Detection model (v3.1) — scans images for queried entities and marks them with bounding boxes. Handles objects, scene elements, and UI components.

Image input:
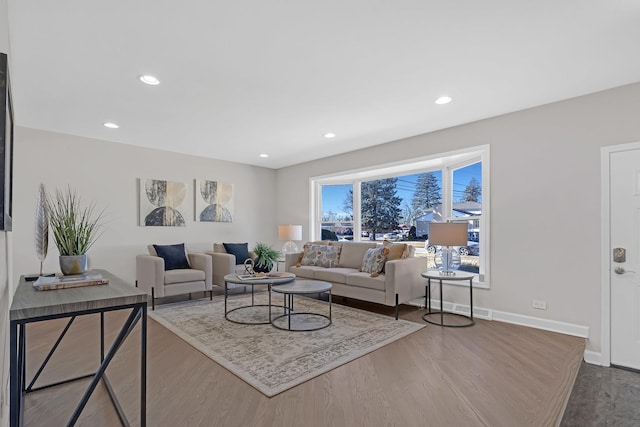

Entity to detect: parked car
[425,241,436,253]
[425,240,479,256]
[383,232,400,241]
[458,242,479,256]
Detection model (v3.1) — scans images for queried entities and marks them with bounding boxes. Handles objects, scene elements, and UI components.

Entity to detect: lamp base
[281,241,299,256]
[438,270,457,276]
[434,247,461,273]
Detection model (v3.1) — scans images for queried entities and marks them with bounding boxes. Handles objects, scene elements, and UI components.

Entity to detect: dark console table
[9,269,148,426]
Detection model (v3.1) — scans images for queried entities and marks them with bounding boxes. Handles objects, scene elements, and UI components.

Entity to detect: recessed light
[259,153,269,158]
[103,122,119,129]
[435,96,452,105]
[324,133,336,139]
[139,75,160,85]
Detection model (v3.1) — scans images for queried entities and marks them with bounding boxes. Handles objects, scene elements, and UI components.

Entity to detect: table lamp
[429,222,468,276]
[278,224,302,256]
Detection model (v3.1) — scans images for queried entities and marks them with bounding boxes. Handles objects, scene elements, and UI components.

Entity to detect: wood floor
[21,294,585,427]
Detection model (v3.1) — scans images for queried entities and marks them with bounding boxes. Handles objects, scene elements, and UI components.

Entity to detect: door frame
[600,141,640,367]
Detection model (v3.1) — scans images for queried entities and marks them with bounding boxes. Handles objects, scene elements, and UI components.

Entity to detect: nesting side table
[421,270,475,327]
[270,280,332,331]
[223,273,295,324]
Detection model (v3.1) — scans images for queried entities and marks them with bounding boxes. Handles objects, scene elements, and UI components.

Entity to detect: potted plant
[252,242,279,273]
[47,186,106,275]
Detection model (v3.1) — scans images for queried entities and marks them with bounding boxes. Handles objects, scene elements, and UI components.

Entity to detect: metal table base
[224,278,291,325]
[422,272,475,328]
[270,281,332,332]
[10,270,147,427]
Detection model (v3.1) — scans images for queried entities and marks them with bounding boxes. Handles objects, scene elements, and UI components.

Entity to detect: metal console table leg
[10,303,147,426]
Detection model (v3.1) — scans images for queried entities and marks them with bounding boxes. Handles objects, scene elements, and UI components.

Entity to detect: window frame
[311,145,490,287]
[446,158,486,283]
[319,183,355,240]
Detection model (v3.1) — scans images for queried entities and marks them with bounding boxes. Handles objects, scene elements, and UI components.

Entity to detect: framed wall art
[0,52,13,232]
[139,178,187,226]
[194,179,234,222]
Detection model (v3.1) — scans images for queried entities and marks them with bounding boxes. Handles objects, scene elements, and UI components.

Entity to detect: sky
[322,162,482,217]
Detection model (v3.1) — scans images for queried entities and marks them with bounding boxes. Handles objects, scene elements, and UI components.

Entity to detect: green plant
[253,242,279,271]
[47,186,106,256]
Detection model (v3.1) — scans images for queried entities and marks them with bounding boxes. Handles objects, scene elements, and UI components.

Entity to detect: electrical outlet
[532,300,547,310]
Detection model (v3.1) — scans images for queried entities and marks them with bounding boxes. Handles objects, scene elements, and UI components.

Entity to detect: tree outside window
[358,178,402,240]
[411,172,442,219]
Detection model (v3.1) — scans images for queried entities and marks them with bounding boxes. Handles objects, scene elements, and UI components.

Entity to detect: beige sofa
[285,241,425,319]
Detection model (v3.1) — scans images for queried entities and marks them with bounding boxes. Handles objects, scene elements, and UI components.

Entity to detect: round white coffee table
[223,273,295,324]
[270,279,332,331]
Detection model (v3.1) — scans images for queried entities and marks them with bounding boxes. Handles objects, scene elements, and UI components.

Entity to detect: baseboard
[583,350,603,366]
[406,297,589,339]
[492,310,589,338]
[408,298,493,320]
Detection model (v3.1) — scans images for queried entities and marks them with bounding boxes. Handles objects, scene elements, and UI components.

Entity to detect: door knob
[614,266,635,275]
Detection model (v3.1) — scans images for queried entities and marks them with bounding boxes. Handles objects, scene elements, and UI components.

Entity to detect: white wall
[12,128,278,286]
[0,0,10,423]
[276,82,640,355]
[0,124,275,425]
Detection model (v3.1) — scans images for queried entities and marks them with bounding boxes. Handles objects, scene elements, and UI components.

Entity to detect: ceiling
[6,1,640,169]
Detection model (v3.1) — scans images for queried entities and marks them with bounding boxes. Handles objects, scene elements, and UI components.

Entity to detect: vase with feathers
[34,183,49,276]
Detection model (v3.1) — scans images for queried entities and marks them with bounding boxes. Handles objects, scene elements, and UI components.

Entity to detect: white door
[610,149,640,369]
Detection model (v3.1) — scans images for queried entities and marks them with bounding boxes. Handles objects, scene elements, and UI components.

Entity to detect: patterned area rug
[148,292,424,397]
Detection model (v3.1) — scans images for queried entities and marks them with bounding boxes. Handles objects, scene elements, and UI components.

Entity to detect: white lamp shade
[429,222,467,246]
[278,225,302,241]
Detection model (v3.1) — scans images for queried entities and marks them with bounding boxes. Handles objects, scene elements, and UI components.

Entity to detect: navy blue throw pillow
[223,242,250,265]
[153,243,191,271]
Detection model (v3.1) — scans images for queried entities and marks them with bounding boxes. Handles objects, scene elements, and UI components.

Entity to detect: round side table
[421,270,475,327]
[270,279,332,331]
[223,273,295,324]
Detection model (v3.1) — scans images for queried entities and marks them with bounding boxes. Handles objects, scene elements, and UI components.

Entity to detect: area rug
[148,292,424,397]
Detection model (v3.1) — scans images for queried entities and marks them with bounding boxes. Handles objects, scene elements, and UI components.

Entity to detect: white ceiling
[6,1,640,169]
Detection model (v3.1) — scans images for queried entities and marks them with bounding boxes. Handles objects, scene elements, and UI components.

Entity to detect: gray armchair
[206,243,256,288]
[136,244,213,309]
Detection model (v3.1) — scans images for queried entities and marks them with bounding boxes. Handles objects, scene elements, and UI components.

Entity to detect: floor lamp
[278,225,302,256]
[429,222,468,276]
